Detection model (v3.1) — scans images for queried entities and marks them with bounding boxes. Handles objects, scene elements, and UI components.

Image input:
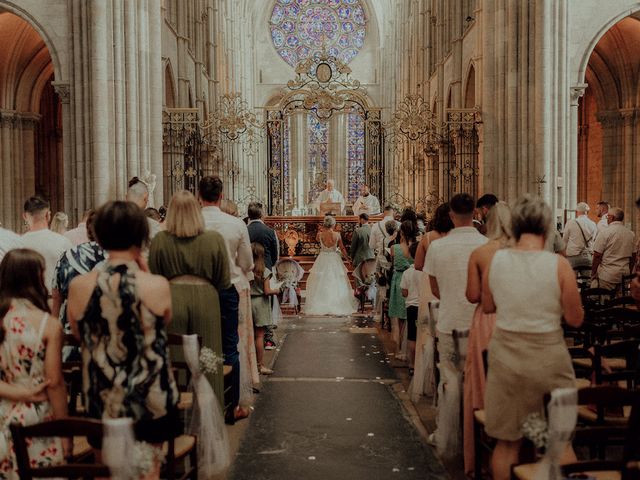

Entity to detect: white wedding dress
[304,233,358,316]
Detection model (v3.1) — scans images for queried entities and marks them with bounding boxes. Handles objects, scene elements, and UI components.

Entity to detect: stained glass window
[307,113,329,203]
[270,0,367,68]
[346,112,365,202]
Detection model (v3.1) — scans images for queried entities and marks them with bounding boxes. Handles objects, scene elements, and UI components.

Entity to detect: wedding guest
[352,184,381,216]
[221,199,240,217]
[0,249,69,476]
[563,202,596,268]
[482,195,583,480]
[424,193,487,457]
[127,177,161,240]
[388,220,417,357]
[149,191,232,410]
[474,194,499,234]
[414,203,454,271]
[400,242,421,371]
[64,210,91,246]
[145,207,162,223]
[463,201,512,476]
[250,242,281,375]
[51,210,106,357]
[21,196,73,292]
[68,201,180,458]
[370,205,396,258]
[591,207,634,290]
[370,205,397,322]
[247,202,278,353]
[595,200,610,234]
[247,202,279,270]
[350,213,374,268]
[0,226,23,263]
[199,176,253,423]
[50,212,69,235]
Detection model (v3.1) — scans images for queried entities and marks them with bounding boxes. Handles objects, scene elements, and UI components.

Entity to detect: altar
[264,215,383,257]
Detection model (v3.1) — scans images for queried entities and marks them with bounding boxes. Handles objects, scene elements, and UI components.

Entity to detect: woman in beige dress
[482,196,583,480]
[463,201,512,475]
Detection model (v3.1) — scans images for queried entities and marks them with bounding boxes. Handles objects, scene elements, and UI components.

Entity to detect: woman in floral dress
[0,249,68,478]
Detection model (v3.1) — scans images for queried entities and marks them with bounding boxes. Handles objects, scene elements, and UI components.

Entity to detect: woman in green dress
[388,220,417,358]
[149,190,230,404]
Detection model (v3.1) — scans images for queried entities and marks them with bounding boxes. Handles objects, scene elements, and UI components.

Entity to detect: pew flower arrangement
[200,347,224,375]
[521,412,549,450]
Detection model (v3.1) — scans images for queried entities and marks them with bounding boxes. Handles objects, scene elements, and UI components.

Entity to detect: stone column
[569,84,587,207]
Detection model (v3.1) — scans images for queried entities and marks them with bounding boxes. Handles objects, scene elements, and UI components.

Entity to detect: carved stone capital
[51,82,70,104]
[570,83,588,106]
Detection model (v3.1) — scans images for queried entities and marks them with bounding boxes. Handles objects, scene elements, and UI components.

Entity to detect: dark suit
[350,223,374,267]
[248,220,279,270]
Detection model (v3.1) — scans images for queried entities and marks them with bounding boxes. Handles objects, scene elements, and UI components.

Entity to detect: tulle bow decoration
[424,300,439,398]
[533,388,578,480]
[275,258,304,307]
[183,334,231,477]
[102,418,137,480]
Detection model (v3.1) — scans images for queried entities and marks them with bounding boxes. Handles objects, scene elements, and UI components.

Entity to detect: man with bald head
[591,207,635,290]
[315,179,345,214]
[563,202,596,268]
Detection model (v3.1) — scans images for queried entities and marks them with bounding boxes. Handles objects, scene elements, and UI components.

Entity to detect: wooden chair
[513,386,640,480]
[10,417,109,479]
[62,334,84,416]
[582,288,617,312]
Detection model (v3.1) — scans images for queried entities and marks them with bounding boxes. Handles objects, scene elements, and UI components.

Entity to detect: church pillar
[569,84,587,207]
[597,111,623,212]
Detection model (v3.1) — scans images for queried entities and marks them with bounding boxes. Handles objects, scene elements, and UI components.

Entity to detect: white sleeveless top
[488,249,562,333]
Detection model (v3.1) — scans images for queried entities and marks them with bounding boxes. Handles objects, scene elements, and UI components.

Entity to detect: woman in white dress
[304,216,358,316]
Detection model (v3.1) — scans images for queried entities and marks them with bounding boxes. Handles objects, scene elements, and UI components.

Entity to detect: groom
[350,213,374,268]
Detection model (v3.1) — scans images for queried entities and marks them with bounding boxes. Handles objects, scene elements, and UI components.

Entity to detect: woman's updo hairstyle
[323,215,336,229]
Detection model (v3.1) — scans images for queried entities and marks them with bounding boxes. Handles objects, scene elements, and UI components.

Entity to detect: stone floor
[227,315,449,480]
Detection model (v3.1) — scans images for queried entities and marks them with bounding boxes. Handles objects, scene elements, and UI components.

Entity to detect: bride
[304,215,358,316]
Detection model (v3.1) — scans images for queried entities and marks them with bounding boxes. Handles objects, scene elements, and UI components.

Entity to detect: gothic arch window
[464,64,476,108]
[270,0,367,68]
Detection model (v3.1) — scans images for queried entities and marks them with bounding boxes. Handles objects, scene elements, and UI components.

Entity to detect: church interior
[0,0,640,479]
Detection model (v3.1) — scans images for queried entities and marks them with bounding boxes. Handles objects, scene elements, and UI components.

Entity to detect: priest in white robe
[352,185,381,216]
[314,179,345,214]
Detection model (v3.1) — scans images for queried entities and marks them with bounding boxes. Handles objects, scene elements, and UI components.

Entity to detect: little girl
[250,243,280,375]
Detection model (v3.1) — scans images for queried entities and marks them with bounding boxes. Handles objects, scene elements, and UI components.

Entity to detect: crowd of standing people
[0,175,285,478]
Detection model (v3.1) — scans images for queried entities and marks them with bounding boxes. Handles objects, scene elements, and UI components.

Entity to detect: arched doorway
[577,12,640,223]
[0,10,62,230]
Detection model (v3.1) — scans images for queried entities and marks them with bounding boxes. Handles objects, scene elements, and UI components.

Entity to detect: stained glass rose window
[270,0,367,68]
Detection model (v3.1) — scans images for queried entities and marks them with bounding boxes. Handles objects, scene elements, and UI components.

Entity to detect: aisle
[228,316,448,480]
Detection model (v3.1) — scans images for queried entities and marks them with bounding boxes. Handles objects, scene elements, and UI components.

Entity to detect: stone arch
[577,11,640,227]
[0,1,62,79]
[575,4,640,86]
[463,63,476,108]
[0,9,62,229]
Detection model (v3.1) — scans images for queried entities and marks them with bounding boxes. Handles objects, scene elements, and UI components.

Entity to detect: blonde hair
[165,190,205,238]
[252,242,266,281]
[220,199,239,217]
[50,212,68,234]
[486,201,512,243]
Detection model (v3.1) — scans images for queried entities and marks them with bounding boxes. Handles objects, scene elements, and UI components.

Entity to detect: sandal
[234,406,251,421]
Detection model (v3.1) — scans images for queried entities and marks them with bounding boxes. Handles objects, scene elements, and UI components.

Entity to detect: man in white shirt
[21,196,73,292]
[591,207,635,290]
[314,179,345,214]
[199,175,254,421]
[424,193,488,455]
[563,202,597,268]
[0,226,24,263]
[595,201,610,235]
[352,185,381,216]
[64,209,91,246]
[126,177,161,240]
